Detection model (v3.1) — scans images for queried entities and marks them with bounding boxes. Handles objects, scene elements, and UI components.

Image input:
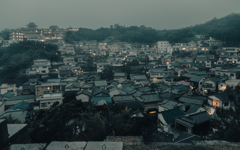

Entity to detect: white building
[29,59,51,75]
[157,41,171,52]
[208,94,230,110]
[35,92,63,110]
[63,57,76,66]
[97,62,110,73]
[148,68,170,83]
[64,44,75,55]
[215,68,239,79]
[0,83,17,96]
[195,35,205,39]
[2,40,18,47]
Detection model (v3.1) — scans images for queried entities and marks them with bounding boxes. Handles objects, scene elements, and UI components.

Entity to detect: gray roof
[140,93,162,103]
[179,96,204,106]
[210,92,229,102]
[94,88,109,96]
[66,82,81,88]
[46,141,87,150]
[131,75,147,80]
[189,76,204,82]
[85,142,123,150]
[112,95,135,103]
[9,144,47,150]
[158,99,179,110]
[95,80,107,87]
[182,74,195,78]
[114,73,126,77]
[173,130,201,143]
[180,103,202,114]
[158,84,170,89]
[175,111,211,128]
[137,87,151,93]
[9,95,35,101]
[132,91,142,97]
[7,124,27,138]
[161,108,186,124]
[77,90,92,97]
[208,77,220,83]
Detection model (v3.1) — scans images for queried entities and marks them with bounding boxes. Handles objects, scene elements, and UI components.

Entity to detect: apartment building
[157,41,171,52]
[0,83,17,96]
[35,79,67,96]
[26,59,51,75]
[9,23,65,42]
[35,92,63,110]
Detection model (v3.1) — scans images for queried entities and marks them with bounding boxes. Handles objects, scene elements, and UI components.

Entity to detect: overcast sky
[0,0,240,31]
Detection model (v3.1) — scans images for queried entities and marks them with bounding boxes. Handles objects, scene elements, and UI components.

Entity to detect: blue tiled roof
[47,79,61,83]
[161,108,185,124]
[194,72,207,75]
[93,88,109,96]
[10,101,30,110]
[91,96,111,105]
[122,87,135,94]
[3,92,15,98]
[149,68,167,73]
[177,85,190,91]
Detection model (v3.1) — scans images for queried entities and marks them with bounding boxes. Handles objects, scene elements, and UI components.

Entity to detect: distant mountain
[0,13,225,45]
[190,13,240,45]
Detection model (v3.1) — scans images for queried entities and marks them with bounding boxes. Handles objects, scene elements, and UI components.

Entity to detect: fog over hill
[64,13,240,45]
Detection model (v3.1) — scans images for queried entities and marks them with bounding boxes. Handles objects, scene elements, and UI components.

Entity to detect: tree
[0,28,10,40]
[63,91,77,104]
[29,100,158,143]
[0,41,61,85]
[2,115,22,124]
[211,93,240,142]
[99,67,114,81]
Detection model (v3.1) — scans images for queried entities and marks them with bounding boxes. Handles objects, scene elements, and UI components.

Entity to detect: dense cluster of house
[0,23,239,148]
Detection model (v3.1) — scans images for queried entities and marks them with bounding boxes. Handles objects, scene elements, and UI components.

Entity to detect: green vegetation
[0,28,10,40]
[211,90,240,142]
[2,115,22,124]
[65,27,111,43]
[29,100,156,143]
[99,66,114,81]
[0,41,61,85]
[64,13,240,45]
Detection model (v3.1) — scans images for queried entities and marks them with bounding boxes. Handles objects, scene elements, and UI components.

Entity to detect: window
[223,102,229,106]
[212,99,220,107]
[41,103,47,107]
[53,86,60,90]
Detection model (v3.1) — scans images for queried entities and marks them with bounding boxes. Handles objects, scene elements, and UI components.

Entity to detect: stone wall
[106,136,144,146]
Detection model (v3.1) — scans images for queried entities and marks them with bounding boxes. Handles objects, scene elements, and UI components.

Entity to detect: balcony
[203,84,214,89]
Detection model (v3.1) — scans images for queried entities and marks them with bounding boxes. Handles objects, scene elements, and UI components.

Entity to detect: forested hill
[0,41,61,85]
[64,13,240,45]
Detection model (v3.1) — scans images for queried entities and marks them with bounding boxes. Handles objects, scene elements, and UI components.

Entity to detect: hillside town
[0,22,240,150]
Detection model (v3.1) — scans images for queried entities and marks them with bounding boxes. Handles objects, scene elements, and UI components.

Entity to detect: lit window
[149,111,156,114]
[212,99,220,107]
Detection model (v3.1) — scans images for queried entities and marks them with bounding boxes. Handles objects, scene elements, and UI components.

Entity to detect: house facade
[35,92,63,110]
